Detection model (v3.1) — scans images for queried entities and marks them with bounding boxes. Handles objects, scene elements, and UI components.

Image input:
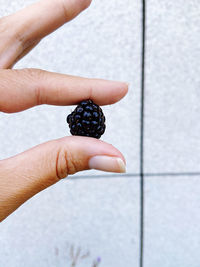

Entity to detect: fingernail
[89,156,126,173]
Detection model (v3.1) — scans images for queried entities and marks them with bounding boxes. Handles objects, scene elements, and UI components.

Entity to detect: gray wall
[0,0,200,266]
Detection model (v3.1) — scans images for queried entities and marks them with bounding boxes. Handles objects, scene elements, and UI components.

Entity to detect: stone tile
[144,0,200,173]
[0,176,140,267]
[144,175,200,267]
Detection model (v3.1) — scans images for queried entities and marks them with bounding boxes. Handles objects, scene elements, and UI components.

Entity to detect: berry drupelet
[67,100,106,139]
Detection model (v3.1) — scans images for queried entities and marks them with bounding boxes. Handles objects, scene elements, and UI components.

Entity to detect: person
[0,0,128,222]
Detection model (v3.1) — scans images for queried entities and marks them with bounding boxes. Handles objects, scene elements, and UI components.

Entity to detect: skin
[0,0,128,222]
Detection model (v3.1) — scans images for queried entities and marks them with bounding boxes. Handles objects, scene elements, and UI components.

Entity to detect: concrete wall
[0,0,199,266]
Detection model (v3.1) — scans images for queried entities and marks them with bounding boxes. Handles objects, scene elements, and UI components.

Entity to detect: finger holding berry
[0,0,128,222]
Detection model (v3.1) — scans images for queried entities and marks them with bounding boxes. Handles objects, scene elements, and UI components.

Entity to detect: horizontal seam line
[68,172,200,180]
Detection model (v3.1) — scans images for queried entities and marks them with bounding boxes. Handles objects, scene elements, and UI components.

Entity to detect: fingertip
[88,156,126,173]
[63,136,126,174]
[112,81,129,104]
[66,0,92,15]
[89,79,129,106]
[59,136,125,160]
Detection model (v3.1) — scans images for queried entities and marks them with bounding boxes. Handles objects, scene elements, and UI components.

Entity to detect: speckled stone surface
[144,176,200,267]
[144,0,200,173]
[0,177,140,267]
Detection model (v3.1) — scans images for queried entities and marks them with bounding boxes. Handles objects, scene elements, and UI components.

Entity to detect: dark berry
[85,105,93,112]
[76,107,84,113]
[66,114,71,124]
[67,100,106,139]
[83,111,92,119]
[93,111,99,119]
[74,114,81,122]
[91,120,98,128]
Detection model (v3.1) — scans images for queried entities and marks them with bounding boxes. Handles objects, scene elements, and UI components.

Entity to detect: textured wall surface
[0,0,200,266]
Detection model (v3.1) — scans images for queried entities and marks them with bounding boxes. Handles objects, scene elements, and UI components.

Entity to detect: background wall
[0,0,199,266]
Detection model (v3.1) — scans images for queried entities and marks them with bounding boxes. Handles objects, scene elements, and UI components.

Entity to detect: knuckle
[19,68,43,78]
[19,68,46,105]
[13,29,37,52]
[55,147,77,179]
[12,68,44,83]
[14,31,26,50]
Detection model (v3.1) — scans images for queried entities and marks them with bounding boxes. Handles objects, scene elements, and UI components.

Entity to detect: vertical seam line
[140,0,146,266]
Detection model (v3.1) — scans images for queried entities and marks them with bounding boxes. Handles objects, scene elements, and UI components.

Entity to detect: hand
[0,0,128,222]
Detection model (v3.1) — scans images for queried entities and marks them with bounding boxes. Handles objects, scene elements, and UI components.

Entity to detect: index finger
[0,0,92,68]
[0,69,128,113]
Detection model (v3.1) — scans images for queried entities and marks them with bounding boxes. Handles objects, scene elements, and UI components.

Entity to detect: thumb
[0,136,126,221]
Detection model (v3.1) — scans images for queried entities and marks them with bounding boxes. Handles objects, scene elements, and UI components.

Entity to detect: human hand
[0,0,128,222]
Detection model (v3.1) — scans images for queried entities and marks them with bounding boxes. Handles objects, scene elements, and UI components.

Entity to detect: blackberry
[67,100,106,139]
